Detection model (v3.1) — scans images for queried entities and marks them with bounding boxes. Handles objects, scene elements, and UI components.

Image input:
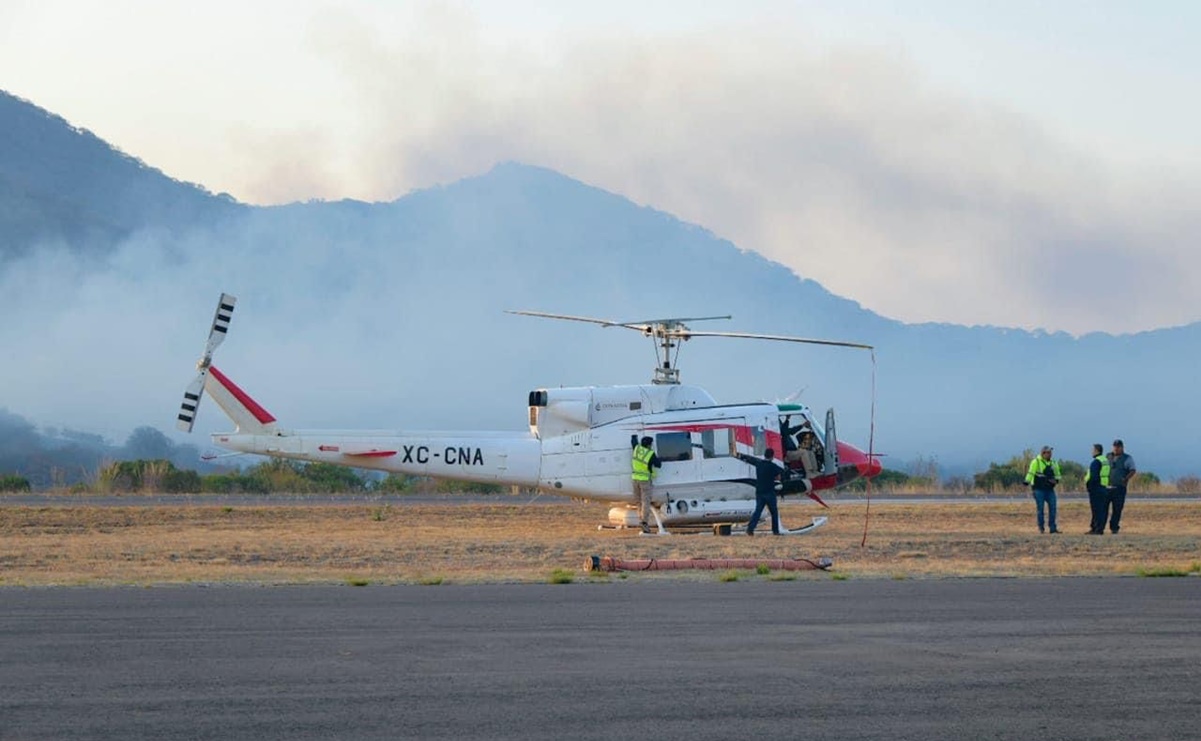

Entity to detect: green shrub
[0,474,31,492]
[162,468,202,493]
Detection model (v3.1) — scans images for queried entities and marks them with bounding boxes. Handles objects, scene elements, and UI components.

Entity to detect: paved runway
[2,579,1199,740]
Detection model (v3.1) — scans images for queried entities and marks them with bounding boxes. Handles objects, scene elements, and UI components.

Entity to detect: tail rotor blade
[176,370,208,432]
[179,292,238,433]
[204,293,237,357]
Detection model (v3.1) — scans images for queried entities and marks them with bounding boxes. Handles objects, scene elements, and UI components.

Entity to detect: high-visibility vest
[1084,455,1111,487]
[1025,456,1061,485]
[632,445,654,481]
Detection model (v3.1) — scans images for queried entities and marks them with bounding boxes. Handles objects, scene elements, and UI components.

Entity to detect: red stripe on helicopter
[208,366,277,424]
[343,450,397,458]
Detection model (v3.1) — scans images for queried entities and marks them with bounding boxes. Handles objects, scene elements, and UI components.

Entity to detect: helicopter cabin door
[648,430,699,491]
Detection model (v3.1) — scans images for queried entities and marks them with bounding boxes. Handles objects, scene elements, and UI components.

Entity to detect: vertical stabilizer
[205,365,279,434]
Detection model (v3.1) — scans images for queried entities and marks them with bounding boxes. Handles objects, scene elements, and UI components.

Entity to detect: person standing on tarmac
[1025,445,1062,534]
[1084,443,1110,534]
[631,435,662,534]
[737,448,785,536]
[1105,439,1137,534]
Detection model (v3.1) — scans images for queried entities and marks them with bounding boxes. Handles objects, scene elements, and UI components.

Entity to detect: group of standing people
[1026,440,1136,535]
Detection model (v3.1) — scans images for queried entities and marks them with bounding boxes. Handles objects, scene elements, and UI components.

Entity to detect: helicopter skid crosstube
[604,502,828,536]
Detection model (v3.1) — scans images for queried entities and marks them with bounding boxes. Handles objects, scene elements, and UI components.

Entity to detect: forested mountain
[0,90,242,258]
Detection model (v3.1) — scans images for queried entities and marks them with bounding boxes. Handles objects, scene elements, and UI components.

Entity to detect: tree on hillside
[123,426,172,460]
[973,450,1033,491]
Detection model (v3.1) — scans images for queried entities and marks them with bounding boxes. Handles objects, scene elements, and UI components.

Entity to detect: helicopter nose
[837,442,882,480]
[862,453,883,479]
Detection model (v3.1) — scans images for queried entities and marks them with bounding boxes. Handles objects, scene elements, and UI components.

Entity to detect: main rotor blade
[680,330,873,350]
[506,310,732,331]
[505,310,638,330]
[176,370,208,432]
[204,293,237,357]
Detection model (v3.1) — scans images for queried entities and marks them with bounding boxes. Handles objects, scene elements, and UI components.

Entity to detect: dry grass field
[2,498,1199,586]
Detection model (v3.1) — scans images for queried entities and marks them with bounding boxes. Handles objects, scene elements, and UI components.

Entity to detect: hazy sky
[3,0,1198,334]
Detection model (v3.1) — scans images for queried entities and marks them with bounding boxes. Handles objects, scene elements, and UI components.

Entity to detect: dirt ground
[1,498,1199,585]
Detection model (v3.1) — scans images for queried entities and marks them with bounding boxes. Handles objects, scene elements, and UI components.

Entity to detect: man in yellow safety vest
[1025,445,1062,534]
[1083,443,1111,535]
[631,435,662,534]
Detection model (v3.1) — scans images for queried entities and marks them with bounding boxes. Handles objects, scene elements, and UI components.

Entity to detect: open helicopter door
[823,408,839,476]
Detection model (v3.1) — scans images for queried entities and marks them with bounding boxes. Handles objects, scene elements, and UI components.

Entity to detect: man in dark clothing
[779,416,806,460]
[1084,443,1110,534]
[737,448,784,536]
[1106,439,1136,534]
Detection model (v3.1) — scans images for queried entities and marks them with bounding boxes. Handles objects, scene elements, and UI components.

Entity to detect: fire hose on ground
[584,555,833,572]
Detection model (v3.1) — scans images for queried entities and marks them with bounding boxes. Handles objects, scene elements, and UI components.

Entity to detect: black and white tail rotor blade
[176,293,237,433]
[205,293,237,357]
[177,371,207,432]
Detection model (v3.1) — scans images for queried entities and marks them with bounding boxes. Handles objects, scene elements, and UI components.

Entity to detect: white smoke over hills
[2,91,1198,482]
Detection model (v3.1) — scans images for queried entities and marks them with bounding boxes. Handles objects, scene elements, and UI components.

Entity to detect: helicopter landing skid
[736,515,829,536]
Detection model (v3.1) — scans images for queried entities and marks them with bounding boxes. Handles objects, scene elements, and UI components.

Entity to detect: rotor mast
[641,318,731,384]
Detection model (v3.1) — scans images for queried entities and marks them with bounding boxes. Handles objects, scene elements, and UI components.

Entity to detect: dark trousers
[1087,486,1107,533]
[1107,486,1128,533]
[748,492,780,535]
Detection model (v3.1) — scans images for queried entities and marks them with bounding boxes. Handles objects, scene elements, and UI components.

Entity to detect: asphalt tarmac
[2,579,1199,741]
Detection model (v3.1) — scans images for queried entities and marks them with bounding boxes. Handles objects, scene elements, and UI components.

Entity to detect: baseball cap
[1113,439,1124,446]
[1040,445,1053,453]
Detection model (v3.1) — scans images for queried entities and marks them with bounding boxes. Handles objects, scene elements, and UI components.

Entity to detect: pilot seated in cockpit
[780,416,807,465]
[795,431,823,477]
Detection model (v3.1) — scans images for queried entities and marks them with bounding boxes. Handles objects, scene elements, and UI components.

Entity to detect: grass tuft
[346,577,369,586]
[718,570,740,582]
[755,564,771,575]
[549,568,574,584]
[418,576,444,586]
[831,572,849,581]
[1136,566,1191,578]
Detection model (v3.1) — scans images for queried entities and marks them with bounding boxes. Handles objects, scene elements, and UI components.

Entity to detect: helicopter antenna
[505,310,873,384]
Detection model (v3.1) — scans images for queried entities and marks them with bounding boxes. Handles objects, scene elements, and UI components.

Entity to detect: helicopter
[177,296,881,535]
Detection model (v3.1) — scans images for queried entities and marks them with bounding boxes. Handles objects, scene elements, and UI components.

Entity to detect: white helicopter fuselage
[204,372,837,525]
[181,296,879,532]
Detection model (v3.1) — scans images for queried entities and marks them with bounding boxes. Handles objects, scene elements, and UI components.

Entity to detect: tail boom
[211,430,542,485]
